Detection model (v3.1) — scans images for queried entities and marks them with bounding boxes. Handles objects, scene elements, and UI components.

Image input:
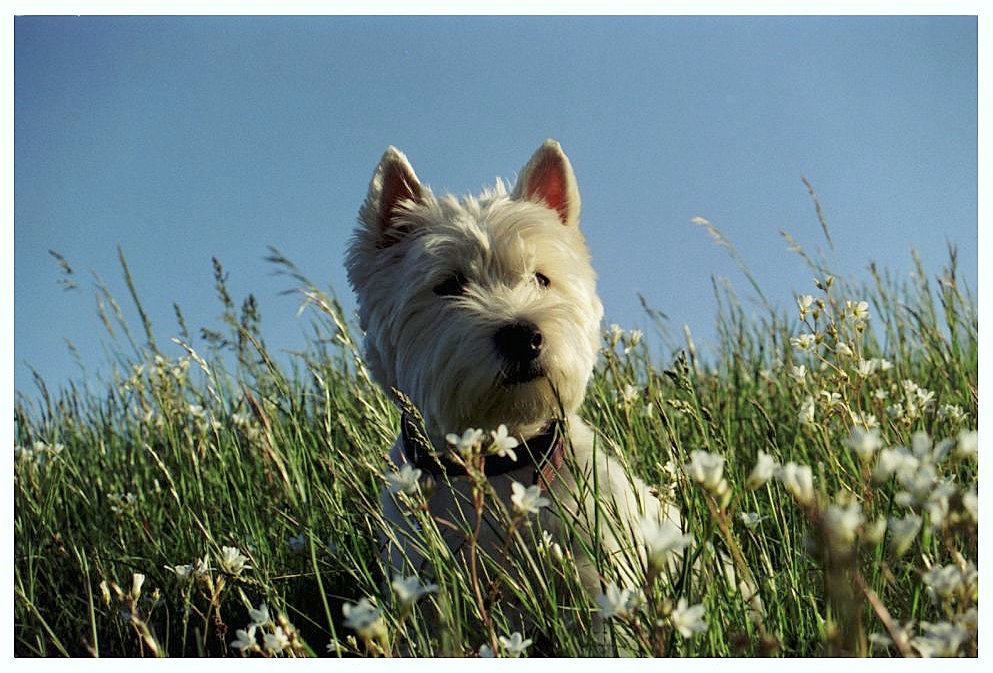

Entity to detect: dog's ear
[513,139,581,227]
[360,146,424,246]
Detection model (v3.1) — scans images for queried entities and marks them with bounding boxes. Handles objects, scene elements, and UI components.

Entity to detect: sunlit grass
[14,227,977,657]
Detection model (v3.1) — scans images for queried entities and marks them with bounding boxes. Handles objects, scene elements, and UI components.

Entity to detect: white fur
[347,140,679,598]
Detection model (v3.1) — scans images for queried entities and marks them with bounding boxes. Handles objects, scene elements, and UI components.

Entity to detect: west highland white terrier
[347,140,684,623]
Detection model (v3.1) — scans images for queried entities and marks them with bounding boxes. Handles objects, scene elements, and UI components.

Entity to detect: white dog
[346,140,682,609]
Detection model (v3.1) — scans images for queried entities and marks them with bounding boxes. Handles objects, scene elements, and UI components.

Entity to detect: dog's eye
[535,272,551,288]
[433,272,468,297]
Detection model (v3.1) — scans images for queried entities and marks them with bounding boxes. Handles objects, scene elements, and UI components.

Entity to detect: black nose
[494,321,543,363]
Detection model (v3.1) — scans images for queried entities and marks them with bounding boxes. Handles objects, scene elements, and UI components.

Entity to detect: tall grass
[14,230,977,657]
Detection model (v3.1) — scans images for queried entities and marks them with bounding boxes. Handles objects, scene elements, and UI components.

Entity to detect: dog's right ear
[360,146,424,246]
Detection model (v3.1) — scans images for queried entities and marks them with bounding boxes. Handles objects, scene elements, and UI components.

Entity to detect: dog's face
[346,141,603,439]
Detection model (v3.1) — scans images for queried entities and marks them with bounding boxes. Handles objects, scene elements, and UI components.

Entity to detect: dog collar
[400,413,565,490]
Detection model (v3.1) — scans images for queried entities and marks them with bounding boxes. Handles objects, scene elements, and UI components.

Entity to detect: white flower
[887,514,921,557]
[738,512,765,529]
[510,482,550,516]
[263,626,290,655]
[844,427,883,461]
[835,342,853,358]
[912,621,968,657]
[172,563,194,583]
[488,425,519,462]
[684,450,726,495]
[130,573,146,600]
[823,501,864,546]
[230,625,257,654]
[790,333,816,351]
[789,364,808,383]
[796,294,815,317]
[855,359,876,378]
[873,446,919,482]
[798,396,816,425]
[342,597,383,635]
[637,517,692,570]
[746,451,777,490]
[777,462,815,506]
[249,601,271,627]
[478,644,495,657]
[669,598,707,638]
[819,390,843,408]
[620,384,640,405]
[391,574,438,607]
[922,564,965,603]
[217,546,251,576]
[596,583,636,620]
[846,300,870,322]
[956,430,977,458]
[386,463,422,495]
[539,529,564,562]
[446,428,484,455]
[498,632,533,657]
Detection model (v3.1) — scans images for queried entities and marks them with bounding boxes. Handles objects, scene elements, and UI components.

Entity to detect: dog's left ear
[513,139,581,227]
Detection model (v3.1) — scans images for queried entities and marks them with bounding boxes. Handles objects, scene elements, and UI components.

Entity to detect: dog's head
[346,140,603,440]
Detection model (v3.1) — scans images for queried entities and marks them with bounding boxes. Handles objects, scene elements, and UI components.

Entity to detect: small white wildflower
[912,621,968,658]
[789,364,807,383]
[172,563,193,583]
[478,644,495,658]
[249,601,271,627]
[684,450,727,495]
[777,462,815,506]
[873,446,919,483]
[620,383,640,405]
[386,463,422,495]
[539,530,564,562]
[937,404,966,423]
[872,388,889,401]
[887,514,921,557]
[819,390,843,408]
[798,396,816,425]
[596,583,636,620]
[845,427,883,462]
[217,546,251,576]
[446,428,484,455]
[797,294,815,318]
[823,501,864,546]
[962,486,978,523]
[391,574,438,607]
[790,333,816,351]
[835,342,853,358]
[738,512,765,529]
[956,430,977,458]
[263,626,290,655]
[130,573,146,600]
[488,425,519,462]
[746,451,777,490]
[875,358,893,372]
[230,625,257,655]
[342,597,383,636]
[855,359,876,378]
[498,632,533,657]
[607,323,624,347]
[846,300,870,322]
[638,517,692,571]
[669,598,707,638]
[510,482,550,516]
[922,564,965,603]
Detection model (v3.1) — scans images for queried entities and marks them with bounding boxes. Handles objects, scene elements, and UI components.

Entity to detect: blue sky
[13,14,978,399]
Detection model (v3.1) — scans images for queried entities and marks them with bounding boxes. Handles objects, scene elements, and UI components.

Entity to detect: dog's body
[347,140,679,600]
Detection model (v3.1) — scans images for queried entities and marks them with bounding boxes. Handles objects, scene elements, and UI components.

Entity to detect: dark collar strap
[401,413,565,490]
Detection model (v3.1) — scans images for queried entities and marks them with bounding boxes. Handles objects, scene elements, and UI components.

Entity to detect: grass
[14,228,977,657]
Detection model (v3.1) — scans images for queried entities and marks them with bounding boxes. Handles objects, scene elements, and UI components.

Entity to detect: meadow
[14,223,977,657]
